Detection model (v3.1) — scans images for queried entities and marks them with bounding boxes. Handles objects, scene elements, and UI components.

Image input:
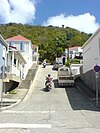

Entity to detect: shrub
[9,89,17,94]
[65,59,81,66]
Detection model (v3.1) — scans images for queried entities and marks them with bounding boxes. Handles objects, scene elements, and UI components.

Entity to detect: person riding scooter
[45,74,53,91]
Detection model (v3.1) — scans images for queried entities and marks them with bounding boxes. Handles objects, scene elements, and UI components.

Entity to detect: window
[60,68,68,71]
[9,42,14,46]
[9,42,14,50]
[14,59,16,65]
[20,42,25,51]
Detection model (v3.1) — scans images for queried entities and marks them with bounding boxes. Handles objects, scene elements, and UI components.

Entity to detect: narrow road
[0,65,100,133]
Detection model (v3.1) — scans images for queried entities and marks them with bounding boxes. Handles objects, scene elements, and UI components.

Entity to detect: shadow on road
[53,79,59,88]
[53,79,65,88]
[41,88,50,92]
[53,79,72,89]
[65,87,100,112]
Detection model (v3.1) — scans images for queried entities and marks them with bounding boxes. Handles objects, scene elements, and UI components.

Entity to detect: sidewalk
[3,88,28,102]
[0,63,38,110]
[0,89,28,110]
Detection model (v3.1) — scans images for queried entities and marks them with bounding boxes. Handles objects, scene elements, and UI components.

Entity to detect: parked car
[53,62,63,70]
[57,66,75,86]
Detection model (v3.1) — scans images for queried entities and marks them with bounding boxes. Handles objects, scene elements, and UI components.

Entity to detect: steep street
[0,65,100,133]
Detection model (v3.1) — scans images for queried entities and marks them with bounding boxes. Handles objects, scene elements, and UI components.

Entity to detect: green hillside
[0,23,91,62]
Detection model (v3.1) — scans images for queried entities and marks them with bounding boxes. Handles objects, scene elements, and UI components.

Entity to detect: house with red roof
[4,45,26,92]
[0,34,28,94]
[65,46,83,59]
[82,27,100,94]
[6,35,33,79]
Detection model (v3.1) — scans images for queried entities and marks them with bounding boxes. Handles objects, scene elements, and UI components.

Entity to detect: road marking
[0,123,51,128]
[2,110,55,114]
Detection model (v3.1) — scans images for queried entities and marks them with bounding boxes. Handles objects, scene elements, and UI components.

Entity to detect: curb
[0,64,39,111]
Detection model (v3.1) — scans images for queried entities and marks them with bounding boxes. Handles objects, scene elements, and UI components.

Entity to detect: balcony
[4,64,21,83]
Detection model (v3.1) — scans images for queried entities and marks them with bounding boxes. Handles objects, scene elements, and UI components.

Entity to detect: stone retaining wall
[80,67,100,94]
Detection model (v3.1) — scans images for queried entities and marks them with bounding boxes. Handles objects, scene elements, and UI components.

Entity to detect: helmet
[48,74,51,77]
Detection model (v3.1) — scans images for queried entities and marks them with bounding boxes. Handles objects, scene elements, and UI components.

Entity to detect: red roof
[32,45,38,48]
[6,35,30,41]
[69,46,80,50]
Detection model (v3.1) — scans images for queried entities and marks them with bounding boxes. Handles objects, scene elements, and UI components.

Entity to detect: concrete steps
[18,63,38,89]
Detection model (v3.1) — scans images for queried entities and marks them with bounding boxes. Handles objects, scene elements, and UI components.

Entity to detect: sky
[0,0,100,34]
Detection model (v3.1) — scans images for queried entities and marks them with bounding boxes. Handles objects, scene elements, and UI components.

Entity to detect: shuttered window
[9,42,14,46]
[20,42,25,51]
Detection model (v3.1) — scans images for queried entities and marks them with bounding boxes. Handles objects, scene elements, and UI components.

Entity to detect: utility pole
[94,65,100,107]
[66,32,71,60]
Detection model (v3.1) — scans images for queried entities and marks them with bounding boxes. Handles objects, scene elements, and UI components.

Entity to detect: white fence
[6,64,20,77]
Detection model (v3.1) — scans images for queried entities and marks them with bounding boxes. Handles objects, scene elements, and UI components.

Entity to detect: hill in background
[0,23,91,62]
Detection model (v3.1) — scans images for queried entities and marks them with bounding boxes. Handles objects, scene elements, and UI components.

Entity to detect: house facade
[4,45,26,92]
[32,45,39,63]
[0,35,8,96]
[6,46,26,80]
[0,35,7,69]
[65,46,83,59]
[81,27,100,93]
[6,35,33,78]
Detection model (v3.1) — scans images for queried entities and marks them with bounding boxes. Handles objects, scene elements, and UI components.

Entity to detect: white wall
[0,37,7,97]
[19,42,33,78]
[83,31,100,73]
[70,64,83,75]
[77,47,83,52]
[7,41,33,78]
[0,41,7,77]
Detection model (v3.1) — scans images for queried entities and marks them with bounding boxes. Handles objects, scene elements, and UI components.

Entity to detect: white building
[0,35,8,96]
[82,27,100,73]
[4,45,26,92]
[65,46,83,59]
[32,45,39,63]
[6,46,26,81]
[6,35,33,78]
[82,27,100,92]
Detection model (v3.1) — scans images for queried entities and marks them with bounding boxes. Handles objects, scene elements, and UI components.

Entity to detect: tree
[0,23,90,63]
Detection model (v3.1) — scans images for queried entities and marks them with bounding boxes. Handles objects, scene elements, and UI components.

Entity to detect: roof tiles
[6,35,30,41]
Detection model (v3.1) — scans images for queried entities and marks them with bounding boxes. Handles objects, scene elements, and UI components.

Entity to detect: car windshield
[60,68,69,71]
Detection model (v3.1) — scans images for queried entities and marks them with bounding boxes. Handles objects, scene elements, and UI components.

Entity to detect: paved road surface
[0,65,100,133]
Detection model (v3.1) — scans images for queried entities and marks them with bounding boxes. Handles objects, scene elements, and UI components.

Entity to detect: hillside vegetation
[0,23,92,62]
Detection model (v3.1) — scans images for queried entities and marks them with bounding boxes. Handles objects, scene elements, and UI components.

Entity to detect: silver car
[53,62,63,70]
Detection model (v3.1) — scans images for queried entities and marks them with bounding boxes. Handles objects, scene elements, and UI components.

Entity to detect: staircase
[18,63,38,89]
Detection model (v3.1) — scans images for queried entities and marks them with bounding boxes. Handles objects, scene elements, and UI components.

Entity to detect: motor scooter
[45,81,51,91]
[43,62,46,68]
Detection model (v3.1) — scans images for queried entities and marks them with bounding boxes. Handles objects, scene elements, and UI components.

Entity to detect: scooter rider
[45,74,53,88]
